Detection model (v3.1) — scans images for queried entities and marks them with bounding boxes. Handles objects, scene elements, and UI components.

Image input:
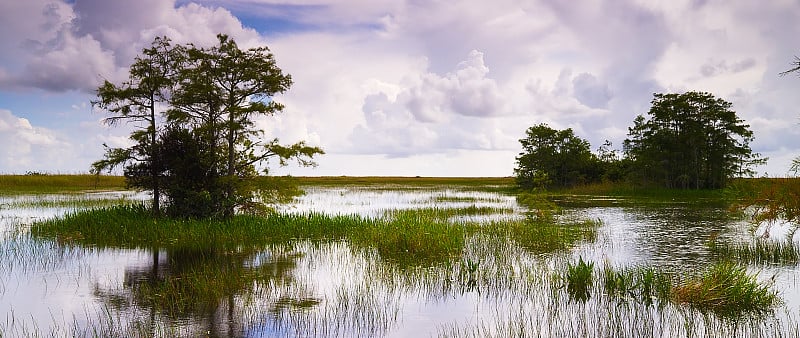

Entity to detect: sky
[0,0,799,177]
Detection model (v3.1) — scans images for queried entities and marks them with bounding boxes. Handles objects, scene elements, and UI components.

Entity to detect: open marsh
[2,182,800,337]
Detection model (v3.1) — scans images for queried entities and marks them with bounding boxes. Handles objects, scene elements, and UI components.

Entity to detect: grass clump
[673,261,780,319]
[557,258,777,319]
[563,257,594,301]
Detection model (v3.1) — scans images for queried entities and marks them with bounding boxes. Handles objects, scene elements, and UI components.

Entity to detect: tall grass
[709,239,800,265]
[554,258,778,319]
[673,261,780,319]
[602,265,672,306]
[30,199,597,270]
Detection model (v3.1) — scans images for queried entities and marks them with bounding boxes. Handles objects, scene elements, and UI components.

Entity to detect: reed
[709,239,800,265]
[673,261,780,319]
[602,264,672,305]
[563,257,594,301]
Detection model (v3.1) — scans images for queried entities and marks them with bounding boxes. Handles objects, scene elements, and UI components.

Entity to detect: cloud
[348,50,518,156]
[0,109,68,172]
[572,73,613,109]
[0,0,263,93]
[1,0,799,176]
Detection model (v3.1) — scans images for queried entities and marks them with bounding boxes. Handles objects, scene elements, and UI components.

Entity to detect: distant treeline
[515,91,765,190]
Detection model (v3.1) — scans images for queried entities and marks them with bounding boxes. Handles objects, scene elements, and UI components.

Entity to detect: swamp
[1,176,800,337]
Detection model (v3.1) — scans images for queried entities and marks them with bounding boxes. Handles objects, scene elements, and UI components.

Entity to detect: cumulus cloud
[1,0,799,176]
[0,109,67,172]
[348,50,517,156]
[0,0,263,93]
[572,73,613,109]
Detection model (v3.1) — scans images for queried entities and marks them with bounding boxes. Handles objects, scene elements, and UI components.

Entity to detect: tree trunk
[150,101,161,216]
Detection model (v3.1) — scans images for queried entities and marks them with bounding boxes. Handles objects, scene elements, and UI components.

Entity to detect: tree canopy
[515,124,600,189]
[623,91,763,189]
[93,35,323,218]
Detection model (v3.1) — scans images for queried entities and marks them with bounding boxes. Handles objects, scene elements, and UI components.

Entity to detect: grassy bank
[0,174,126,194]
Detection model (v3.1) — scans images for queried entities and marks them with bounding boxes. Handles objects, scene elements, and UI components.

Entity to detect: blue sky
[0,0,799,176]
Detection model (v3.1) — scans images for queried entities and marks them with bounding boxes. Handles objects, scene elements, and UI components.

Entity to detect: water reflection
[91,246,307,337]
[572,202,747,272]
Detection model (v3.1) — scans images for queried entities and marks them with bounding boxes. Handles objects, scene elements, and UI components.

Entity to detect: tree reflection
[92,245,314,337]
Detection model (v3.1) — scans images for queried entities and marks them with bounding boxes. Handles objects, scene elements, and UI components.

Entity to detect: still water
[0,187,798,337]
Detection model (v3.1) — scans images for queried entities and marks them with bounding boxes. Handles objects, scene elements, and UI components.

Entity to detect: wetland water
[1,187,799,337]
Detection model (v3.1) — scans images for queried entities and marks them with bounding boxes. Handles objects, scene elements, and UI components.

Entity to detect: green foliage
[729,178,800,227]
[157,126,224,218]
[673,261,780,319]
[92,37,183,215]
[602,265,672,306]
[624,92,764,189]
[562,257,594,301]
[515,124,601,190]
[91,34,323,219]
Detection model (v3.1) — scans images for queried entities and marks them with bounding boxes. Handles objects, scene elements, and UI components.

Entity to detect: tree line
[92,35,323,219]
[515,91,765,190]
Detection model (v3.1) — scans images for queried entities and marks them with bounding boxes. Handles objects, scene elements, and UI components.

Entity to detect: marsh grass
[294,176,516,194]
[602,265,672,306]
[31,198,597,269]
[1,193,138,209]
[553,258,777,320]
[563,257,594,301]
[0,174,125,194]
[673,261,780,319]
[709,239,800,265]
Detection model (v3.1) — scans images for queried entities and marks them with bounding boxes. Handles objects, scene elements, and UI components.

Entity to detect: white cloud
[0,0,799,176]
[0,0,264,93]
[0,109,69,173]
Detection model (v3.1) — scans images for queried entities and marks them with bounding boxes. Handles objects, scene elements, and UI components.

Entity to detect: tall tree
[515,124,599,189]
[91,37,184,216]
[168,34,323,217]
[623,91,764,189]
[93,35,323,219]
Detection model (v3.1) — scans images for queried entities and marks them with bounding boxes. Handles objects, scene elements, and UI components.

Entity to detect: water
[1,187,798,337]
